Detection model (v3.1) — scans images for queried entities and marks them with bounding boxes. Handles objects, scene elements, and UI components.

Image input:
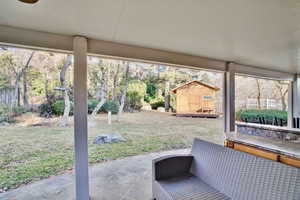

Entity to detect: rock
[0,122,9,126]
[141,105,152,111]
[93,133,126,145]
[157,107,165,112]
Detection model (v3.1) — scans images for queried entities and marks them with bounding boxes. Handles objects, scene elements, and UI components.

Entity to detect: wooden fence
[0,88,15,106]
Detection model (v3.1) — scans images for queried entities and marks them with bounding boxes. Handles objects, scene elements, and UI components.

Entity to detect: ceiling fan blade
[18,0,39,4]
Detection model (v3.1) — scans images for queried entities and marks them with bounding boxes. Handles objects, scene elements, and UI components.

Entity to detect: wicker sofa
[152,138,300,200]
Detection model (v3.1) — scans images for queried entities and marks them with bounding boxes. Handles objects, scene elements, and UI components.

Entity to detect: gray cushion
[157,173,231,200]
[190,139,300,200]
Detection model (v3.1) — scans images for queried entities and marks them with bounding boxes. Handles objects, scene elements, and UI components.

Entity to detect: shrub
[0,105,27,123]
[102,100,119,114]
[88,99,119,114]
[126,91,143,111]
[88,99,99,114]
[150,100,165,110]
[125,80,147,111]
[39,103,53,118]
[11,106,27,116]
[236,109,287,125]
[52,100,74,116]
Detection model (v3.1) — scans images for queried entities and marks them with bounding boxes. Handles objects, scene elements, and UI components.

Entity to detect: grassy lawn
[0,111,223,191]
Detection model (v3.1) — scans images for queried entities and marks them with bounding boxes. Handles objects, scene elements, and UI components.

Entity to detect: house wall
[176,83,216,114]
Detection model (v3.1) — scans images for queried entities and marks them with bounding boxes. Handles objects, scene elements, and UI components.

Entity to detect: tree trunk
[281,96,287,111]
[59,54,72,127]
[23,71,29,107]
[13,78,20,107]
[255,79,262,109]
[108,111,112,125]
[275,81,288,111]
[112,64,120,101]
[164,81,170,112]
[44,78,50,103]
[92,61,108,117]
[12,51,35,107]
[117,62,130,122]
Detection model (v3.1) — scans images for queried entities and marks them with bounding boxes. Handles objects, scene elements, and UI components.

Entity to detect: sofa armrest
[152,154,193,180]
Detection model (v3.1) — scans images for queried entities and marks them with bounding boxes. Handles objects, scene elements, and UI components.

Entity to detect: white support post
[223,64,236,136]
[293,75,300,118]
[73,36,89,200]
[288,81,294,128]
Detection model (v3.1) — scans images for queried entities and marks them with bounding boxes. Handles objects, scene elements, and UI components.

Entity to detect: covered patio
[0,0,300,200]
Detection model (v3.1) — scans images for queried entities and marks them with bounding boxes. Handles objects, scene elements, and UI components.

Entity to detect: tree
[275,81,288,111]
[117,61,130,121]
[0,51,36,107]
[91,60,108,117]
[112,63,120,101]
[58,55,72,127]
[164,81,170,111]
[255,79,262,109]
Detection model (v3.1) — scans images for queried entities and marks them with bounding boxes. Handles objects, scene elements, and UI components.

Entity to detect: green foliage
[52,100,74,116]
[0,104,10,123]
[236,109,287,125]
[39,103,53,118]
[0,105,28,123]
[150,100,165,110]
[102,100,119,114]
[88,99,99,114]
[11,106,28,116]
[145,82,157,102]
[88,99,119,114]
[126,80,147,111]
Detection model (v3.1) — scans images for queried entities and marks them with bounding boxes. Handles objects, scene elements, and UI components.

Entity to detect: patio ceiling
[0,0,300,73]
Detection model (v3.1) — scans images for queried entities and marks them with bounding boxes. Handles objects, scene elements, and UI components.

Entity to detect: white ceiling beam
[0,25,297,79]
[0,25,73,53]
[229,62,295,81]
[88,39,227,71]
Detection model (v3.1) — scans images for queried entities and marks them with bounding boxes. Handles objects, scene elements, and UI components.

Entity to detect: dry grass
[0,111,223,191]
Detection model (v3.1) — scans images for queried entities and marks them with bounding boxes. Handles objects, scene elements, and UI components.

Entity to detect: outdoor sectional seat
[152,138,300,200]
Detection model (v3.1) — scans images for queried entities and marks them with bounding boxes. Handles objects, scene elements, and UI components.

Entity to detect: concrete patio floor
[0,149,189,200]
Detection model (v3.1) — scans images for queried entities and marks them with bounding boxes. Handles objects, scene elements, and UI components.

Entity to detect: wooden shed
[171,80,220,117]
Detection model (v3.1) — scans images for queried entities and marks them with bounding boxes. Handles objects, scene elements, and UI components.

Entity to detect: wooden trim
[279,155,300,168]
[233,143,279,161]
[225,140,300,168]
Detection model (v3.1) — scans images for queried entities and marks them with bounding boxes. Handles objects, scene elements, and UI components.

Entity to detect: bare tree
[58,55,72,127]
[12,51,35,107]
[92,60,108,117]
[117,61,130,122]
[275,81,288,111]
[23,71,29,107]
[255,79,262,109]
[112,63,120,101]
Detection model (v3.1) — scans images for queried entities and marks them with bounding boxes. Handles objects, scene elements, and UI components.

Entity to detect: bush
[236,109,287,125]
[88,99,119,114]
[11,106,27,116]
[52,100,74,116]
[39,103,53,118]
[125,80,147,111]
[88,99,99,114]
[0,105,27,123]
[0,105,10,123]
[102,100,119,114]
[150,100,165,110]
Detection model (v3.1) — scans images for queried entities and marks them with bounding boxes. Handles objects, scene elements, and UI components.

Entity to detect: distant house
[171,80,219,117]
